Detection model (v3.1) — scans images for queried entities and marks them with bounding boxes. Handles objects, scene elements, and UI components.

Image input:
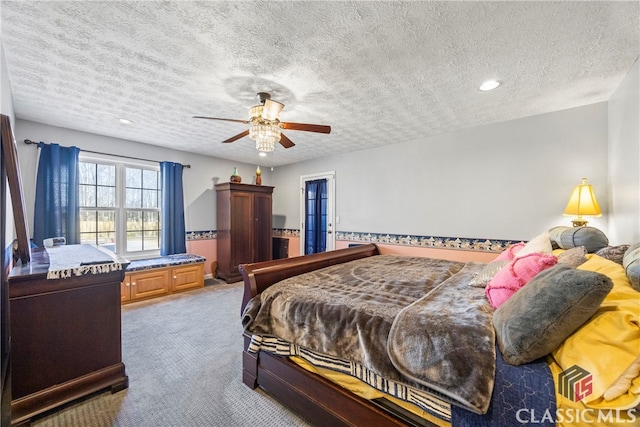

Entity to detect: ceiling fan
[193,92,331,152]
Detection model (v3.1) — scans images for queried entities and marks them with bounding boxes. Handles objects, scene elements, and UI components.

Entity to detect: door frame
[299,171,335,255]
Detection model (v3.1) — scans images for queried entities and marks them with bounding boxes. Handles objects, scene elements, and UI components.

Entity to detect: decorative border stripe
[335,231,520,253]
[186,230,217,240]
[273,228,301,237]
[248,334,452,421]
[188,229,521,253]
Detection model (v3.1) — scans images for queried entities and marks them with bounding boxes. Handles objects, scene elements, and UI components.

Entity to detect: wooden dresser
[216,183,273,283]
[8,246,128,426]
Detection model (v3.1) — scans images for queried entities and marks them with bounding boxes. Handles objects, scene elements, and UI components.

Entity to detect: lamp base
[571,219,588,227]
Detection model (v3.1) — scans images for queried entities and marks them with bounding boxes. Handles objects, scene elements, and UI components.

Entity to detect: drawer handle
[173,276,177,280]
[132,282,136,286]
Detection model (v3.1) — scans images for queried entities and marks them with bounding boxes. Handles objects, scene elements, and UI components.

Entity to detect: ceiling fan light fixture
[194,91,329,151]
[262,99,284,121]
[250,123,280,152]
[249,105,263,118]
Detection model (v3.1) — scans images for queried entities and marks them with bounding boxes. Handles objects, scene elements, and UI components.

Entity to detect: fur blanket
[242,255,495,414]
[388,262,495,413]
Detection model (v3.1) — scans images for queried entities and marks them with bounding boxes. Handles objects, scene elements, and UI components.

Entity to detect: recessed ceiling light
[119,118,133,125]
[258,152,267,157]
[479,80,500,91]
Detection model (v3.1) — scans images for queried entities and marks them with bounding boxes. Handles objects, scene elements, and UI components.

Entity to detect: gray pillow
[596,244,630,265]
[557,246,587,268]
[548,226,609,253]
[623,243,640,292]
[494,263,613,365]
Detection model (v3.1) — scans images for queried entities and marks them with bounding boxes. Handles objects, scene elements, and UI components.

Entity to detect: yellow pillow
[550,254,640,409]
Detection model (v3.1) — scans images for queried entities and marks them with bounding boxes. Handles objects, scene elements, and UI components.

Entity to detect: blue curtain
[304,179,327,255]
[160,162,186,255]
[33,142,80,246]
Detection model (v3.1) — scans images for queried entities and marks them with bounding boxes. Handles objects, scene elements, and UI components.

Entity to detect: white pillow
[516,232,552,257]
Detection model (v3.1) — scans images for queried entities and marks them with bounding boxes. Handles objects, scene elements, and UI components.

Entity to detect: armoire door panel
[230,192,253,268]
[253,193,273,262]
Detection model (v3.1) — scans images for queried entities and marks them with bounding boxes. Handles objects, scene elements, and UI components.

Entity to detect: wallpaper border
[334,231,520,253]
[186,230,217,240]
[186,229,521,253]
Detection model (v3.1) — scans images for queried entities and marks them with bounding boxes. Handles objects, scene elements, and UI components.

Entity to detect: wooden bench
[121,254,206,304]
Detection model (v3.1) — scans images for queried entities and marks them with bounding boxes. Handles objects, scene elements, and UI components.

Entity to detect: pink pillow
[485,252,558,309]
[494,243,525,262]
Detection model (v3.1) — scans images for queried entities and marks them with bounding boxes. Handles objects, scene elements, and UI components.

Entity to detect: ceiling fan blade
[280,122,331,134]
[279,133,295,148]
[193,116,250,125]
[223,130,250,143]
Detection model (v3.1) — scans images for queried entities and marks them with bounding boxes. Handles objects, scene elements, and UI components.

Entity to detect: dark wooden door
[253,192,273,262]
[230,191,253,270]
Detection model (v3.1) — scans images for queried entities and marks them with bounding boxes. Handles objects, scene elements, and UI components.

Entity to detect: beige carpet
[32,281,314,427]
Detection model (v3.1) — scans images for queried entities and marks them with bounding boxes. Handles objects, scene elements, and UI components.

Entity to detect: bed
[240,230,640,427]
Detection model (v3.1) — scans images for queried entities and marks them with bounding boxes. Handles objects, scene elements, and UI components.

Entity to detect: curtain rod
[23,139,191,168]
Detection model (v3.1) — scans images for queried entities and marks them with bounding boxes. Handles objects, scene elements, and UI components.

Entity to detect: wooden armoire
[215,183,274,283]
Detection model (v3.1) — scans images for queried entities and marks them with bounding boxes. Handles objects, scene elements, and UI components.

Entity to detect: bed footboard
[239,243,380,313]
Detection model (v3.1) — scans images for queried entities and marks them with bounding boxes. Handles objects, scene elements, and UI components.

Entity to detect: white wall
[14,120,271,236]
[608,57,640,245]
[11,102,620,245]
[10,97,633,245]
[271,103,609,241]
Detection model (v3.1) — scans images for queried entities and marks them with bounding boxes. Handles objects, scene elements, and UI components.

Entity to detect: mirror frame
[1,114,30,264]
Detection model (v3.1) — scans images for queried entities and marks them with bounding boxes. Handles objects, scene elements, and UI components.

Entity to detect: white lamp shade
[261,99,284,121]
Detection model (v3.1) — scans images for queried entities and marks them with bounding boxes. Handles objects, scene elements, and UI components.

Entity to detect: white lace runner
[46,244,123,279]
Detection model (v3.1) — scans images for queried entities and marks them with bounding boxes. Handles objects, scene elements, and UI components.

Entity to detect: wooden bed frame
[239,244,439,427]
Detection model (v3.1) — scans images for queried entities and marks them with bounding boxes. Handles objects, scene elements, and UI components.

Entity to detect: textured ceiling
[1,1,638,167]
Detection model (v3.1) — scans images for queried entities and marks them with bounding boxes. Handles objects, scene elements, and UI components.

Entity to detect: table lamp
[563,178,602,227]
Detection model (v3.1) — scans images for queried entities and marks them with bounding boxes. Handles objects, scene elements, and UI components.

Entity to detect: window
[124,167,161,252]
[79,157,161,257]
[79,162,116,248]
